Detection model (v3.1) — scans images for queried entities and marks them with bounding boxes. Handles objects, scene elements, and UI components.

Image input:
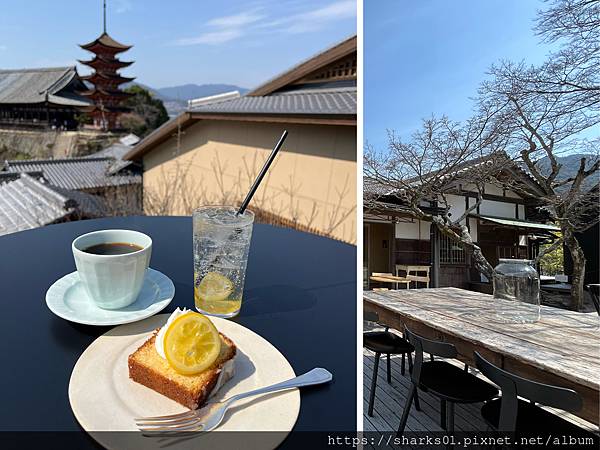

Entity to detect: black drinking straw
[237,130,288,215]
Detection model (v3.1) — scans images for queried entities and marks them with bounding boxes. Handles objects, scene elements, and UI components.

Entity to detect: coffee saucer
[46,268,175,326]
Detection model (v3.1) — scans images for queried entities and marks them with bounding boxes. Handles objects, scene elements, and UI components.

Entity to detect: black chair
[475,352,599,444]
[585,284,600,316]
[398,328,498,438]
[363,311,419,416]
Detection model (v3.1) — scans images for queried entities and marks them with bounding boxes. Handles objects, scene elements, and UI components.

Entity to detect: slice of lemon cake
[128,309,236,410]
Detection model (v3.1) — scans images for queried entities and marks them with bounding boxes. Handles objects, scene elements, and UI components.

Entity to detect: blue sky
[365,0,568,151]
[0,0,356,89]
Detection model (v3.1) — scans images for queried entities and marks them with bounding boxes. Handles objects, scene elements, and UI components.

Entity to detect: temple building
[0,67,90,130]
[0,2,134,131]
[78,4,134,131]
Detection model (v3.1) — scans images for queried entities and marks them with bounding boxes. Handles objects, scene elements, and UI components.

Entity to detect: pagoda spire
[103,0,107,34]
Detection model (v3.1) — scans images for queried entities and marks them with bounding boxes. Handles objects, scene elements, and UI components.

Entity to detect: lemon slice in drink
[163,312,221,375]
[197,272,234,301]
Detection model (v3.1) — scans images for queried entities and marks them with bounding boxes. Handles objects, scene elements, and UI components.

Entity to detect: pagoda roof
[79,87,133,98]
[80,32,132,52]
[81,72,135,84]
[78,55,133,69]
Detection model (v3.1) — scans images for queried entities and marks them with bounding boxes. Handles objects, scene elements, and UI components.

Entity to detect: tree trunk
[563,228,586,311]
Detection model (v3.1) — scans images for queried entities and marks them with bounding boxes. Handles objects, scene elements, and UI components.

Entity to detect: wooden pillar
[430,224,441,288]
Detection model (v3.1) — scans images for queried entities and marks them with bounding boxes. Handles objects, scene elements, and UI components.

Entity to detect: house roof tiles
[0,67,90,106]
[0,174,73,236]
[3,157,141,190]
[0,173,107,236]
[189,84,356,116]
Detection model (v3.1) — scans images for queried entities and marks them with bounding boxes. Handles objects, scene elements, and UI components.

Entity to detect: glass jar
[493,259,540,323]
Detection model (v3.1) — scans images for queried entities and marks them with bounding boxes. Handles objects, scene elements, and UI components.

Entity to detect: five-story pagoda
[79,1,134,130]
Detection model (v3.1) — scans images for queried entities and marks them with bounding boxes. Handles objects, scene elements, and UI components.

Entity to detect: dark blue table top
[0,216,356,445]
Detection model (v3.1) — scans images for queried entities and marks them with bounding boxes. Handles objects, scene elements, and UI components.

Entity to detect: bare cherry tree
[478,67,598,309]
[364,114,511,279]
[476,0,600,310]
[534,0,599,100]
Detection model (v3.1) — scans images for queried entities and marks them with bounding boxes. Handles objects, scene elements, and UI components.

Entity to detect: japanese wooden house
[364,156,560,291]
[0,67,90,130]
[124,36,357,244]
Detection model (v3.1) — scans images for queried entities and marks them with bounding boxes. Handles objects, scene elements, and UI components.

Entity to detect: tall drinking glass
[193,206,254,317]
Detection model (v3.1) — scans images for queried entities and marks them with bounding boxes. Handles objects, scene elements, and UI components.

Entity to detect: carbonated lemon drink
[193,206,254,317]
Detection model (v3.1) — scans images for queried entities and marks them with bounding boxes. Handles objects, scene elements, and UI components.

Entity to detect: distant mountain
[125,83,248,117]
[537,153,599,191]
[124,82,168,101]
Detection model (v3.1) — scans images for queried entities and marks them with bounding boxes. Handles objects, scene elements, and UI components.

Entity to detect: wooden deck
[364,350,488,433]
[363,325,599,437]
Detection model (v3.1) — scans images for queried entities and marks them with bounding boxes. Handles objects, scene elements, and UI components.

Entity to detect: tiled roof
[190,84,356,116]
[0,174,74,236]
[118,133,141,146]
[3,157,141,190]
[365,153,546,198]
[0,67,90,106]
[88,142,132,160]
[84,134,141,174]
[49,185,107,217]
[363,177,394,196]
[0,174,107,236]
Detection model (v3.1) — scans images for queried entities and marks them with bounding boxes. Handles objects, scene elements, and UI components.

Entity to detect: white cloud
[173,9,263,46]
[207,11,265,28]
[115,0,133,14]
[0,45,7,51]
[260,0,356,34]
[304,0,356,21]
[172,1,355,47]
[175,29,243,46]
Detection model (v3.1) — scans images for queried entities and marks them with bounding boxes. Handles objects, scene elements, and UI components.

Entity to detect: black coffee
[83,242,143,255]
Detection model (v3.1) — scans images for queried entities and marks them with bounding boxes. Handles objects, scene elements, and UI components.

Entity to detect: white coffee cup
[72,229,152,310]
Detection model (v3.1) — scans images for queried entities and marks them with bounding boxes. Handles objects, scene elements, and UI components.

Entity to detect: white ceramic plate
[69,314,299,450]
[46,268,174,326]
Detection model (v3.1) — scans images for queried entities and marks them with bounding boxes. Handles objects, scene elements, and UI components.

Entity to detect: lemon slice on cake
[163,312,221,375]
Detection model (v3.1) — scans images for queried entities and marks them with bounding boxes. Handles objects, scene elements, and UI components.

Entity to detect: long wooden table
[364,287,600,426]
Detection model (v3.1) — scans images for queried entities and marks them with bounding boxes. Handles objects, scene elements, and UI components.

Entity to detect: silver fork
[135,367,332,433]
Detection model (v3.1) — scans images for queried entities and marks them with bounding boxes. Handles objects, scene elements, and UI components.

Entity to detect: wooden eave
[247,36,357,97]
